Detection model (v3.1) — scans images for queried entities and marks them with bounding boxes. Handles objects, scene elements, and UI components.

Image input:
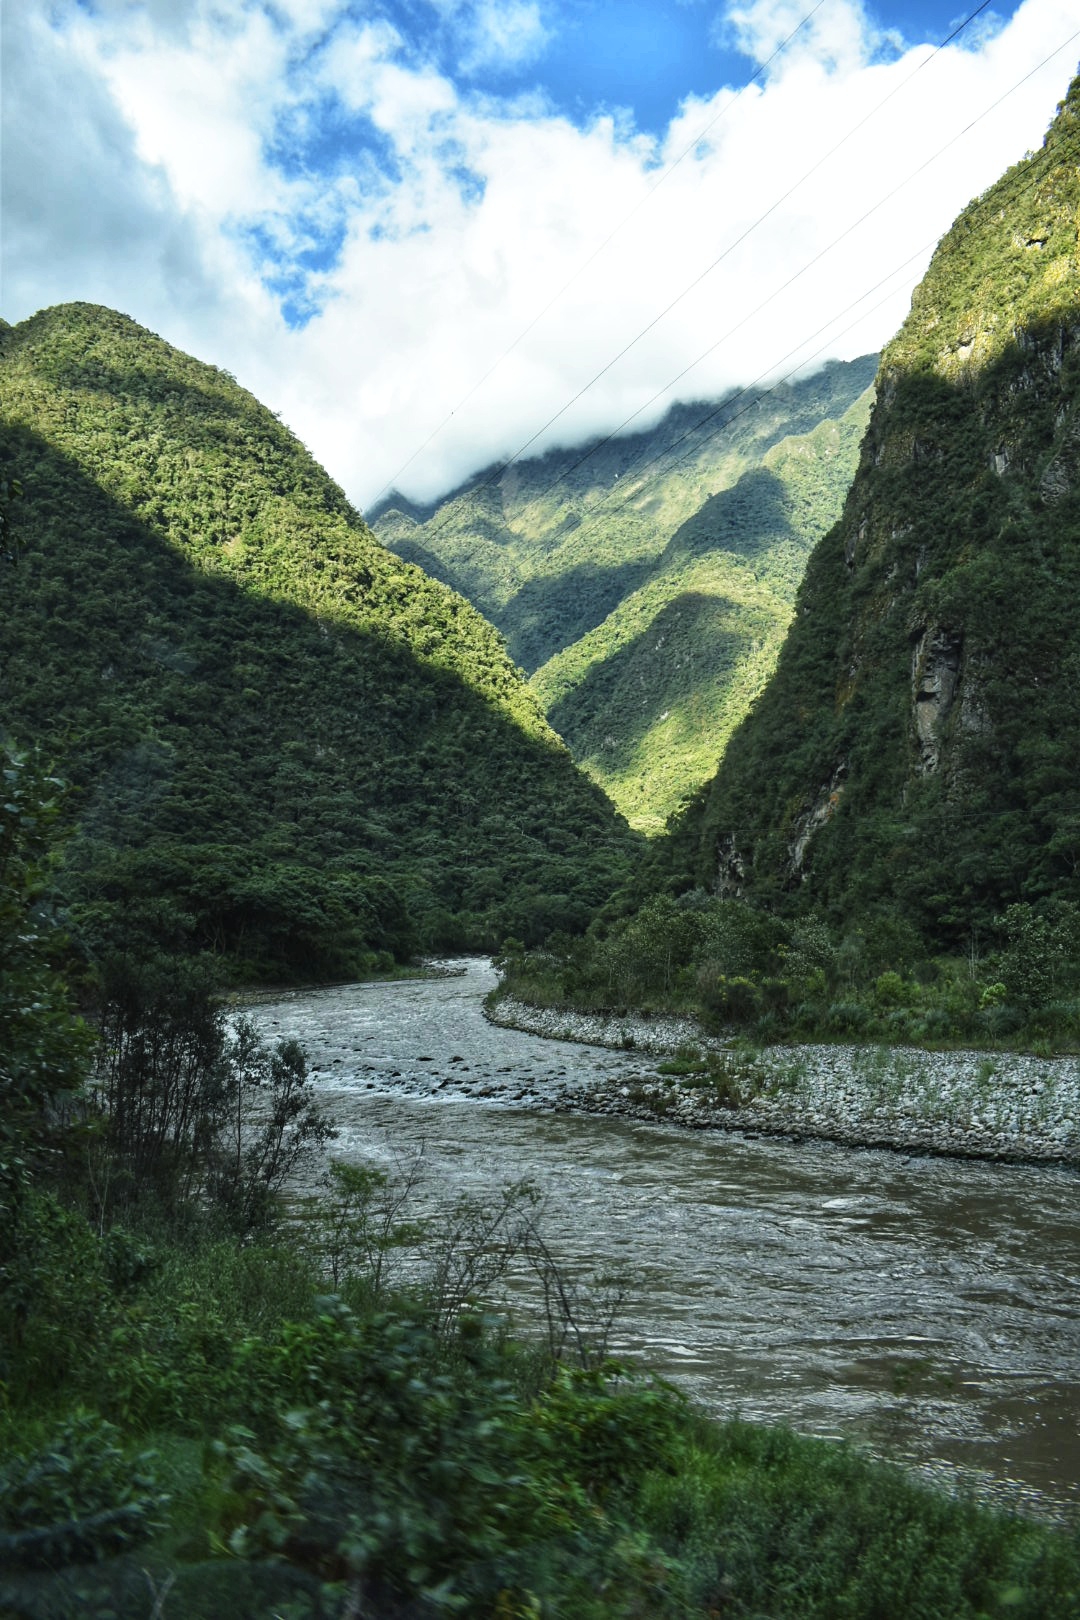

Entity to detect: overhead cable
[368,0,830,506]
[407,21,1078,544]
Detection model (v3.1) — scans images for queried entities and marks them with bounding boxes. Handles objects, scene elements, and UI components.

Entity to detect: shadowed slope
[676,75,1080,946]
[0,305,636,974]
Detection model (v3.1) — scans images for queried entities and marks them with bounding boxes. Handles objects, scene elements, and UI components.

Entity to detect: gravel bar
[485,996,1080,1167]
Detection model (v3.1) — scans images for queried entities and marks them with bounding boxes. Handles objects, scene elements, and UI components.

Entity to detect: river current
[239,958,1080,1523]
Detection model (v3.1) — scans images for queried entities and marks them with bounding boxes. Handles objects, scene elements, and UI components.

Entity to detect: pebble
[485,997,1080,1168]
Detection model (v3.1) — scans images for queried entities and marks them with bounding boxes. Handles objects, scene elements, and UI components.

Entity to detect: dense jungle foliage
[672,74,1080,953]
[374,360,875,830]
[0,305,638,980]
[3,781,1078,1620]
[496,75,1080,1049]
[495,888,1080,1053]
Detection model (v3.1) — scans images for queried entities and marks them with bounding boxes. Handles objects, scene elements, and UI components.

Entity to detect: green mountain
[374,360,875,830]
[0,304,636,978]
[676,75,1080,949]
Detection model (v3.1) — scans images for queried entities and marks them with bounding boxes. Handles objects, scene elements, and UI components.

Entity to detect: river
[239,957,1080,1523]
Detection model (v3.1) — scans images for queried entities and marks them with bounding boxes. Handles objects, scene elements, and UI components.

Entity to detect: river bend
[238,958,1080,1522]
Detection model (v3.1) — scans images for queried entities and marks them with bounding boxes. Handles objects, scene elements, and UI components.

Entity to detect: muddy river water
[239,958,1080,1523]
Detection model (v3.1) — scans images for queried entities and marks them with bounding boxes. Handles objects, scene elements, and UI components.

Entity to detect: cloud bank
[3,0,1076,508]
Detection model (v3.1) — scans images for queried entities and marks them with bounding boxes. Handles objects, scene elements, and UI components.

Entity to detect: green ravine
[532,390,874,830]
[373,359,875,830]
[0,303,638,978]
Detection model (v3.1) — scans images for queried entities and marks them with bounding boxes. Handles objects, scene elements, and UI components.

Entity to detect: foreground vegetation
[7,1228,1080,1620]
[4,750,1079,1619]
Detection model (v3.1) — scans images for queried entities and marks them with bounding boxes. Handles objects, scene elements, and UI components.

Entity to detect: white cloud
[456,1,551,73]
[3,0,1078,512]
[1,9,223,327]
[66,4,298,221]
[720,0,880,75]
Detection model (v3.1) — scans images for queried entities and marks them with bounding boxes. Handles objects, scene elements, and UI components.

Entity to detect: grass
[640,1417,1080,1620]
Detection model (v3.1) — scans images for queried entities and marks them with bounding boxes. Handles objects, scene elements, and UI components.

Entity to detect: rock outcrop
[679,73,1080,946]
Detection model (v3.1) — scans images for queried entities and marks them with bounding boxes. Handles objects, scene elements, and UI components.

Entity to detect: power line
[390,249,917,574]
[520,254,933,562]
[368,0,829,507]
[559,26,1080,508]
[526,240,936,518]
[401,22,1077,548]
[471,0,999,478]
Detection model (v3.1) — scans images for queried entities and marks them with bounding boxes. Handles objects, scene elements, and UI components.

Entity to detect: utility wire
[525,238,936,517]
[500,246,932,570]
[368,0,829,507]
[475,0,998,478]
[616,43,1080,500]
[552,260,929,548]
[406,21,1077,546]
[397,246,921,573]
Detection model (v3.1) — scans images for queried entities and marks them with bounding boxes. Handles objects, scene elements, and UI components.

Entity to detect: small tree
[997,900,1080,1010]
[91,958,335,1236]
[0,745,90,1277]
[209,1017,336,1236]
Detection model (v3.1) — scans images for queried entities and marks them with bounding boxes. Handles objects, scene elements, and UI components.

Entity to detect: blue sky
[3,0,1073,505]
[380,1,1024,131]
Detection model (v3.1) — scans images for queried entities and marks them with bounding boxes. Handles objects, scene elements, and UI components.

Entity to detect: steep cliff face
[681,74,1080,945]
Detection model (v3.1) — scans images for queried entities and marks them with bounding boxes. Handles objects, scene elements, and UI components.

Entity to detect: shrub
[0,1411,166,1569]
[702,974,761,1024]
[90,960,335,1235]
[825,999,872,1035]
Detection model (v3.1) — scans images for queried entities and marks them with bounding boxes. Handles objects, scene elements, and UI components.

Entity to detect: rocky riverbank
[485,996,1080,1166]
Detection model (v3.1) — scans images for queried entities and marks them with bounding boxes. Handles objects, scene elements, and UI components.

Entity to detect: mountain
[675,74,1080,949]
[373,360,876,830]
[0,304,636,978]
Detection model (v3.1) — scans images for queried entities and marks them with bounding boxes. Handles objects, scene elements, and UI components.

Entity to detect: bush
[0,1411,166,1569]
[700,973,761,1025]
[90,959,335,1235]
[825,999,872,1036]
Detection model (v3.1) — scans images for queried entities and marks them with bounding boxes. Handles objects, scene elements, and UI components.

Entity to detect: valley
[374,359,875,830]
[3,57,1080,1620]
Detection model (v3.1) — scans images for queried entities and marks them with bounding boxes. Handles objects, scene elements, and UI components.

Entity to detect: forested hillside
[0,304,636,978]
[498,73,1080,1051]
[374,360,875,829]
[677,73,1080,949]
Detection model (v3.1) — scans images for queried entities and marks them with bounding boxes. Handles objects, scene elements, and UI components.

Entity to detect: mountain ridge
[675,73,1080,945]
[0,302,636,976]
[374,358,877,829]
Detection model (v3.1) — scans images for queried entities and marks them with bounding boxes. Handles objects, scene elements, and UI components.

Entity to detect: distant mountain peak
[374,358,877,831]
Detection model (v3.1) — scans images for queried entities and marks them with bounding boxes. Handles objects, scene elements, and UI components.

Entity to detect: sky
[3,0,1078,510]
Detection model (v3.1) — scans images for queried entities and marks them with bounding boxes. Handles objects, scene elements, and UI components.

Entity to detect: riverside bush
[0,1411,167,1569]
[641,1419,1080,1620]
[5,867,1079,1618]
[495,892,1080,1054]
